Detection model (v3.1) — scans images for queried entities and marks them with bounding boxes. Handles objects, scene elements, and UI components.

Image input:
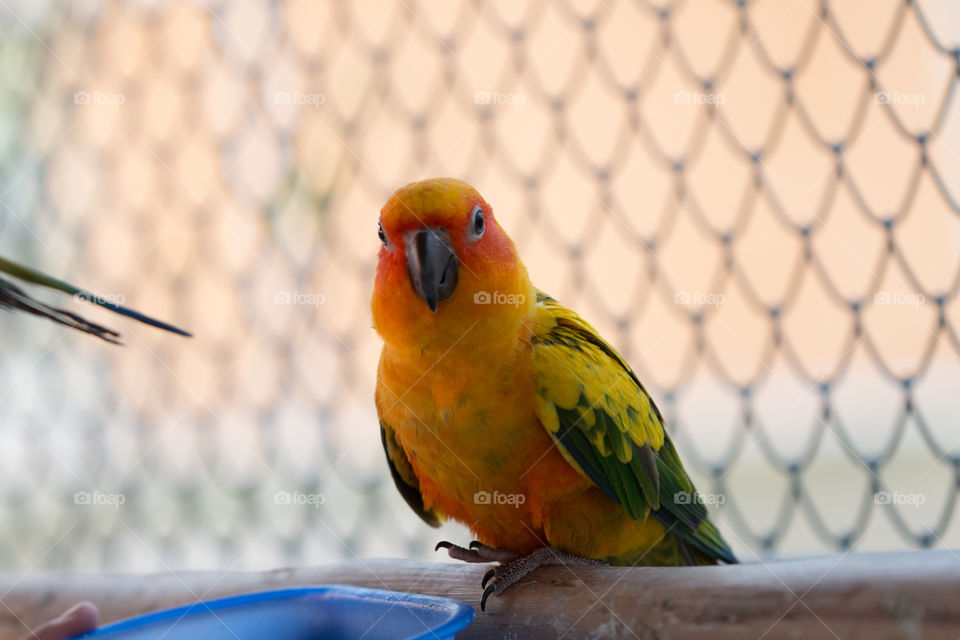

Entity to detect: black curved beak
[404,227,459,312]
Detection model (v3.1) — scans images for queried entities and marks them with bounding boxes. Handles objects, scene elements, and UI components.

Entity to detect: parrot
[0,255,191,343]
[372,178,736,610]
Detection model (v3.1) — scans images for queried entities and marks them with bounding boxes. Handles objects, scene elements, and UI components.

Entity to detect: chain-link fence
[0,0,958,573]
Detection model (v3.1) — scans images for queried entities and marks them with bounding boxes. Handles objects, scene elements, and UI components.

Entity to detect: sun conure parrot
[0,255,191,343]
[372,178,736,609]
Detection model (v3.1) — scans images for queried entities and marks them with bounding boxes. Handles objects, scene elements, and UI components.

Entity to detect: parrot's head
[372,178,533,351]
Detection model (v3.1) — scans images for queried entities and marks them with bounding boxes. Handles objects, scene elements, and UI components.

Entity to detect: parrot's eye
[467,205,485,242]
[378,222,388,246]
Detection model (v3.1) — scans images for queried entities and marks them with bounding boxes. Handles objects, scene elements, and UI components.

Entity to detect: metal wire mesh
[0,0,958,572]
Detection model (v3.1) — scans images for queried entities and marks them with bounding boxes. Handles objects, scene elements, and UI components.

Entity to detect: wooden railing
[1,550,958,639]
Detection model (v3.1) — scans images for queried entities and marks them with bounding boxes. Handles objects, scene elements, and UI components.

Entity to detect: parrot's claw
[434,540,519,564]
[478,547,608,612]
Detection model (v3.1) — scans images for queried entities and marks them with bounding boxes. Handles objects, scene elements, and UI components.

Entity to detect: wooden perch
[0,550,957,639]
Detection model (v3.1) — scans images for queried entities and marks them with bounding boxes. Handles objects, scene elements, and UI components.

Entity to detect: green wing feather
[380,421,443,528]
[531,291,736,564]
[0,256,191,341]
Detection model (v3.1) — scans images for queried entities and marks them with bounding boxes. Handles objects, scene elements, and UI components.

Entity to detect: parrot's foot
[434,540,520,563]
[479,547,607,611]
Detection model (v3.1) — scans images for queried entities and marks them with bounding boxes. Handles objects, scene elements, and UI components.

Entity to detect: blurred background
[0,0,958,574]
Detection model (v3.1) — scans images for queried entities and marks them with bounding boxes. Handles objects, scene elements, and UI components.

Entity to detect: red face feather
[371,178,533,353]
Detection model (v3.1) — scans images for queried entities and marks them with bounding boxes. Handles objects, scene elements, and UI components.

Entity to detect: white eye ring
[466,205,485,242]
[378,222,395,250]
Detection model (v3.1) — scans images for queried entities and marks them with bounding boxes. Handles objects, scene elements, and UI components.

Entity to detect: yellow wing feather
[531,292,665,458]
[528,291,737,564]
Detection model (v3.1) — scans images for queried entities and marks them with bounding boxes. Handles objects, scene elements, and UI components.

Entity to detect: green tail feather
[0,256,192,339]
[676,517,738,565]
[0,277,122,343]
[651,438,737,564]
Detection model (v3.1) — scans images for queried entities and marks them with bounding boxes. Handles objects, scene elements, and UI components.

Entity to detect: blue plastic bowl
[70,585,474,640]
